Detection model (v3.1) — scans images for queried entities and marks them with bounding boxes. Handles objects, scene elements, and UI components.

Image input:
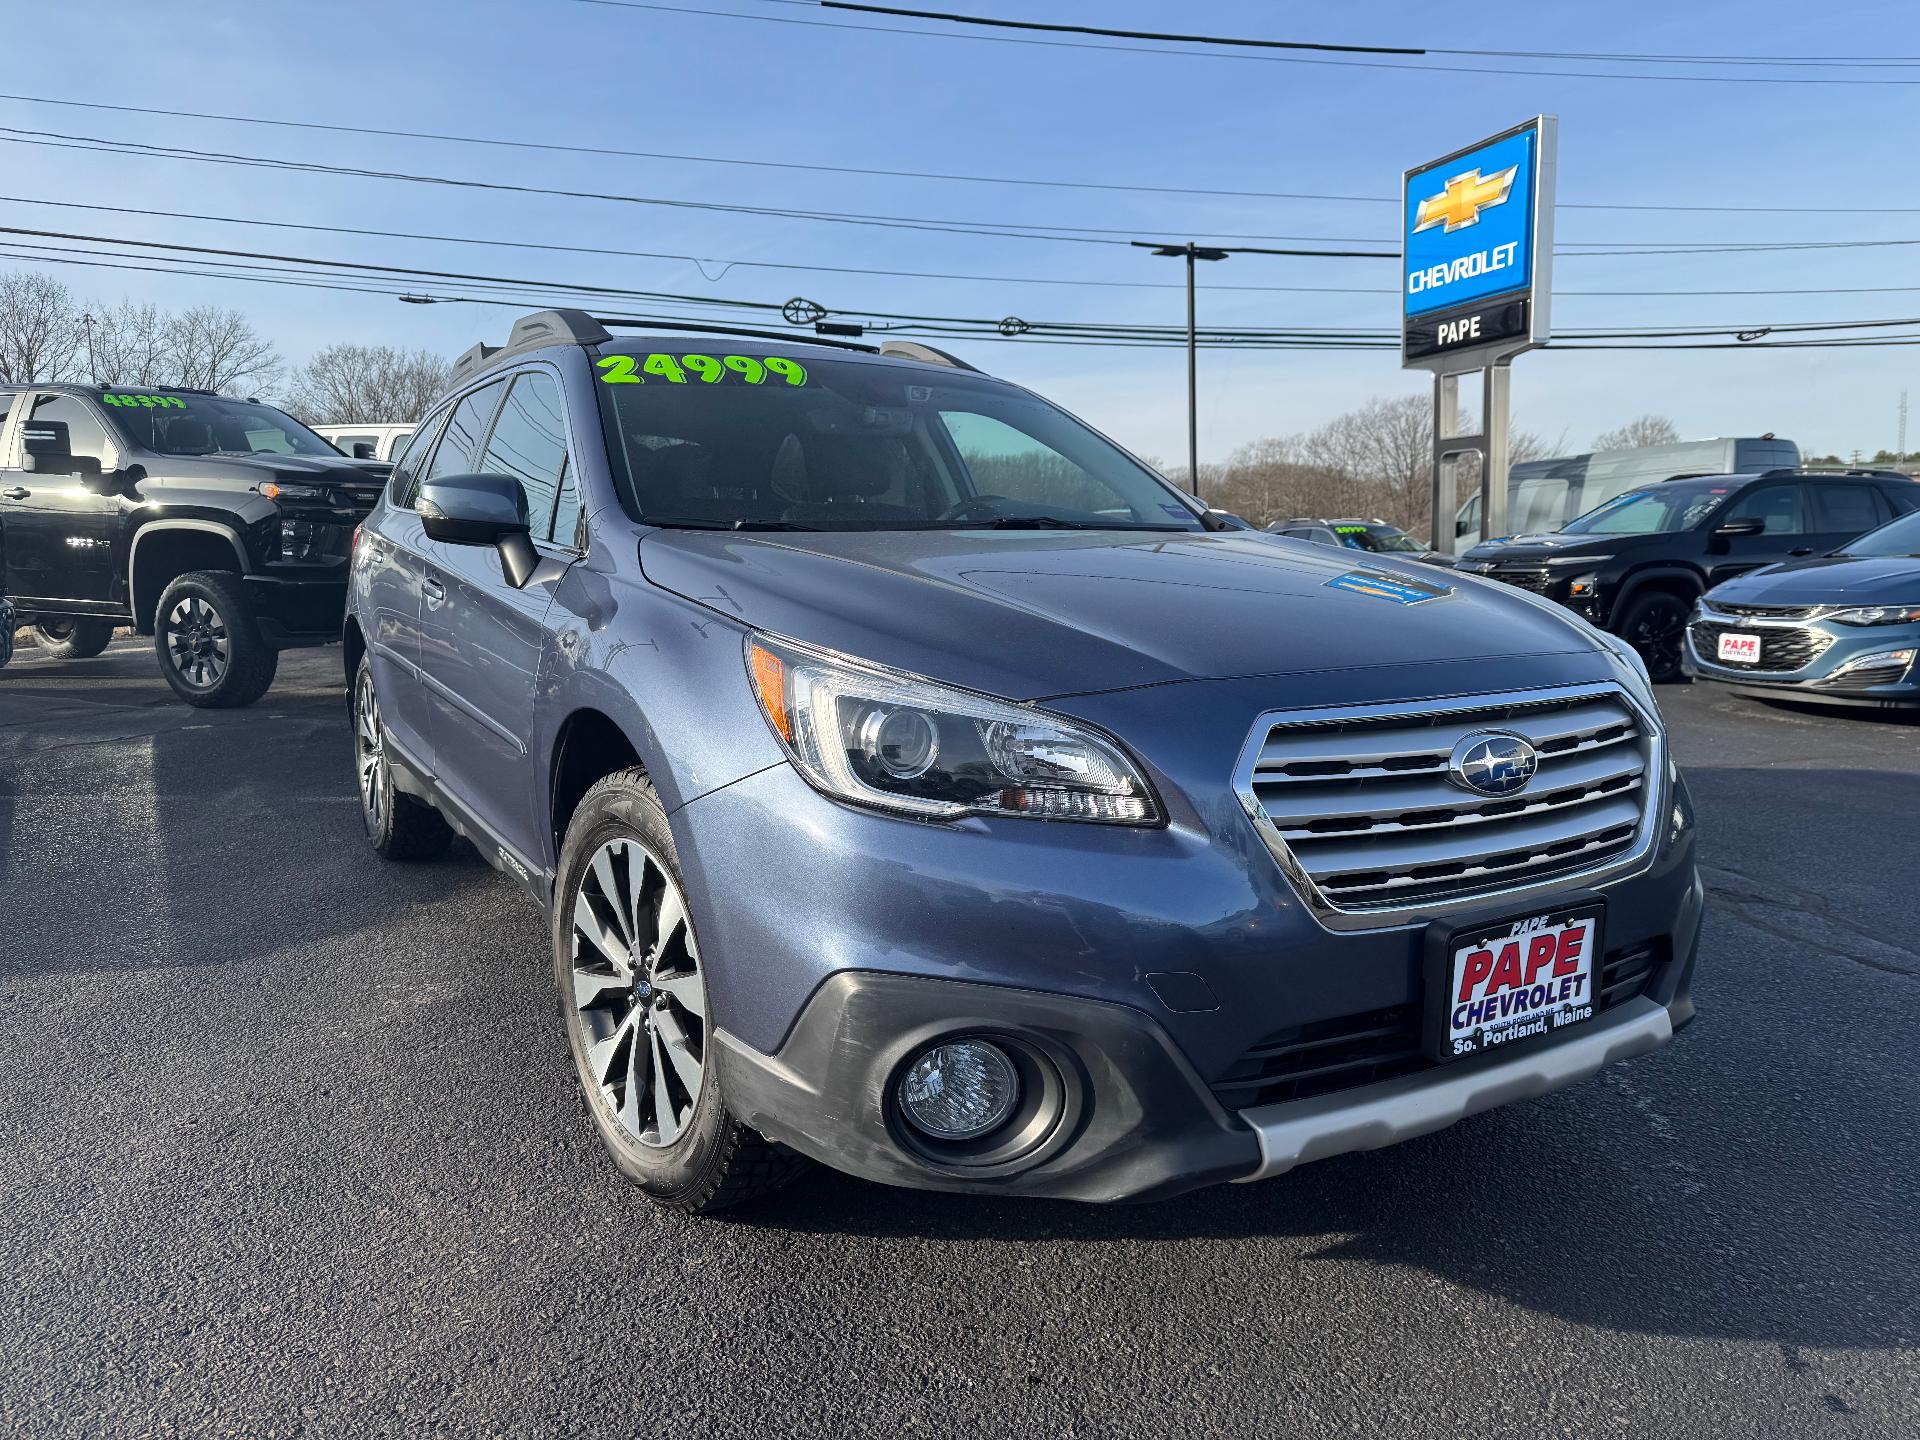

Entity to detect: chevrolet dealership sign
[1402,117,1556,369]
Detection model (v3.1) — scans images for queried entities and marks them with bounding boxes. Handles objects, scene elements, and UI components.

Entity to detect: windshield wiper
[935,515,1188,532]
[645,517,818,531]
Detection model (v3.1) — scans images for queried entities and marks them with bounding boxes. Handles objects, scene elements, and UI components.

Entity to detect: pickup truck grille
[1484,566,1555,595]
[1238,686,1658,917]
[1211,941,1665,1110]
[1687,619,1832,674]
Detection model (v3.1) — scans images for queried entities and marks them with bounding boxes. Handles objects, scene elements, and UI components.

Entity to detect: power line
[7,90,1920,217]
[20,192,1920,305]
[560,0,1920,84]
[12,124,1919,261]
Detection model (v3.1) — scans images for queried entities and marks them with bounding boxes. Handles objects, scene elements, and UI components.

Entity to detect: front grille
[1211,941,1665,1111]
[1687,619,1833,674]
[336,480,386,512]
[1703,600,1821,620]
[1241,687,1656,914]
[1487,567,1555,595]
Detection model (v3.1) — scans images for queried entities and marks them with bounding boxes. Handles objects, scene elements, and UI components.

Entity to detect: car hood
[639,529,1602,700]
[1708,554,1920,607]
[1462,532,1632,563]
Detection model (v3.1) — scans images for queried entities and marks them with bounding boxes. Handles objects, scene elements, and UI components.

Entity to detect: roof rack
[877,340,980,372]
[1759,466,1912,481]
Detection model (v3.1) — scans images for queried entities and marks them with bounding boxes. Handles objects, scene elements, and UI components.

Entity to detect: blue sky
[9,0,1920,463]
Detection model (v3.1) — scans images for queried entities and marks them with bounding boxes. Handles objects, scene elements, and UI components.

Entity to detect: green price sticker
[597,354,807,387]
[101,393,187,409]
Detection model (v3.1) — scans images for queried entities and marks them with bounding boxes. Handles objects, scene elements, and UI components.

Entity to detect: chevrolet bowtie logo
[1414,165,1519,234]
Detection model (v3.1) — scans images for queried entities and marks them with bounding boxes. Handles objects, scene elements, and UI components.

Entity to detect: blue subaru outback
[344,310,1702,1212]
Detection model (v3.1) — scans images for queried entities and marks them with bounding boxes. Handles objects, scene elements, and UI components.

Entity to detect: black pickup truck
[0,384,385,706]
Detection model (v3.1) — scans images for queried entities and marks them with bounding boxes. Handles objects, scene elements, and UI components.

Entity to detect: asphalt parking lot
[2,638,1917,1438]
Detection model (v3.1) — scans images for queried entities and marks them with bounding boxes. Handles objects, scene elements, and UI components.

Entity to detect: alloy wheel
[569,837,708,1149]
[355,668,387,834]
[164,596,229,688]
[1628,598,1687,679]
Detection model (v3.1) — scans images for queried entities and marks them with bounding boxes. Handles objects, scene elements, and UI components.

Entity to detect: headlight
[260,482,327,501]
[1566,572,1600,601]
[746,635,1161,825]
[1827,604,1920,627]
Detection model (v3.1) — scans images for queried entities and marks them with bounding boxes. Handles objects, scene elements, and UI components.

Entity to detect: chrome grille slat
[1251,699,1635,774]
[1260,745,1645,826]
[1236,684,1662,924]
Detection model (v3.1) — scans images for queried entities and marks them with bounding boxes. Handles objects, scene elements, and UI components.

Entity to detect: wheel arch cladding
[1616,567,1704,615]
[550,707,646,860]
[342,615,366,688]
[130,523,247,631]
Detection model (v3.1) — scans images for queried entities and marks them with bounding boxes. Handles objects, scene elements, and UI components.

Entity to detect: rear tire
[352,655,452,861]
[154,570,277,708]
[552,768,808,1214]
[32,618,113,659]
[1613,591,1693,685]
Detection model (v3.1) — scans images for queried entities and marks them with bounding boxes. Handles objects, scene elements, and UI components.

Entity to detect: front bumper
[246,570,350,649]
[679,740,1704,1203]
[1683,613,1920,707]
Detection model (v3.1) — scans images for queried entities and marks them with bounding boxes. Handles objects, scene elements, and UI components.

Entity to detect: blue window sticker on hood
[1324,569,1452,605]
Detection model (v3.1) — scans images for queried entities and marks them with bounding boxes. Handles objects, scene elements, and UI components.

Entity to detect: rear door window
[1810,483,1886,533]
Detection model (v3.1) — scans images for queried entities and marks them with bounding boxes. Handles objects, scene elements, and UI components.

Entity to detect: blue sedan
[1685,508,1920,708]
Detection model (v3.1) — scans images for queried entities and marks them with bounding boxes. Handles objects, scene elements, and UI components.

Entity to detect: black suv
[0,384,385,705]
[1457,469,1920,681]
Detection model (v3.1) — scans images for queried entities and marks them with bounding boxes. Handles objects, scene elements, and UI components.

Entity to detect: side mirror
[1714,515,1766,538]
[352,442,377,460]
[416,472,539,588]
[20,450,102,479]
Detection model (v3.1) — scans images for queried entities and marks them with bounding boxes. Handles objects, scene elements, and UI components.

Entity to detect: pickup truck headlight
[747,636,1160,825]
[1827,604,1920,627]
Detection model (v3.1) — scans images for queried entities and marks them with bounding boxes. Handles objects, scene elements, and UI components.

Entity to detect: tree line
[0,269,449,424]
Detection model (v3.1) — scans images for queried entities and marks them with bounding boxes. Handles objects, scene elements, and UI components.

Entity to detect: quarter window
[388,412,445,509]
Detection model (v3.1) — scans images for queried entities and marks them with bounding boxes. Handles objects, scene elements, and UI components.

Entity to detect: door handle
[1,487,28,500]
[1788,547,1813,557]
[422,575,446,608]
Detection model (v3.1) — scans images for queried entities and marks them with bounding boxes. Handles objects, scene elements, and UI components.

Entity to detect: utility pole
[81,312,98,385]
[1898,390,1909,468]
[1134,241,1229,497]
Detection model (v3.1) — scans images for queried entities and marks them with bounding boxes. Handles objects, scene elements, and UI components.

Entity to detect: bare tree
[86,300,175,387]
[1592,414,1680,451]
[0,270,84,383]
[283,343,452,424]
[167,306,282,394]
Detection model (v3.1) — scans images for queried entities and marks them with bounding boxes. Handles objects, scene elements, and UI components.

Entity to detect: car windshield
[1560,480,1739,535]
[1336,524,1422,553]
[101,392,340,458]
[595,349,1203,532]
[1840,509,1920,558]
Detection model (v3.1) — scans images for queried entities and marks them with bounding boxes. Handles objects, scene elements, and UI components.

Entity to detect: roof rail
[1761,466,1912,481]
[592,315,878,354]
[449,308,615,385]
[877,340,980,372]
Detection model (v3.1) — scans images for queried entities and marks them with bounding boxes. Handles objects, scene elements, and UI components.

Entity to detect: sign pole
[1185,244,1199,496]
[1484,360,1512,542]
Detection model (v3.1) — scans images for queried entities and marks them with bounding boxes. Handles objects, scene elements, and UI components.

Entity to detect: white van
[315,423,416,463]
[1454,435,1802,547]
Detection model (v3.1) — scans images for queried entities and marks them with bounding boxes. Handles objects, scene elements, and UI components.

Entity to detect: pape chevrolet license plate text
[1431,906,1601,1059]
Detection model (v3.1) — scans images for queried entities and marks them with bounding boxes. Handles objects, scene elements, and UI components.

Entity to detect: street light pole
[1134,241,1229,496]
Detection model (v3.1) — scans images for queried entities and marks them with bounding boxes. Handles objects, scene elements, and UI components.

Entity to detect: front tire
[352,655,451,861]
[1614,591,1693,684]
[33,618,113,659]
[553,768,807,1214]
[153,570,277,708]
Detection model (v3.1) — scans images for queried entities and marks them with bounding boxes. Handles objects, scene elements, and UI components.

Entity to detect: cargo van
[1454,436,1801,548]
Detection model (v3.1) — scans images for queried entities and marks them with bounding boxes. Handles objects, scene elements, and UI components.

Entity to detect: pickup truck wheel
[553,769,808,1215]
[352,655,451,861]
[32,618,113,659]
[154,571,277,708]
[1614,591,1692,684]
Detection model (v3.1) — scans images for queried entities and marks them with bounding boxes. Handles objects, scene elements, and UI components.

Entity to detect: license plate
[1424,904,1603,1061]
[1717,631,1762,665]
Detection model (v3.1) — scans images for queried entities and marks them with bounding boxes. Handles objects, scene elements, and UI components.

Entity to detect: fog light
[898,1039,1019,1140]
